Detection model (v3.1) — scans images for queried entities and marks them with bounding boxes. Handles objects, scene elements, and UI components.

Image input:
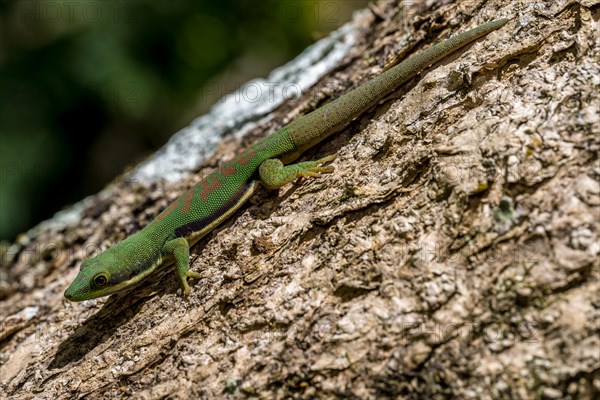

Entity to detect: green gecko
[65,18,508,301]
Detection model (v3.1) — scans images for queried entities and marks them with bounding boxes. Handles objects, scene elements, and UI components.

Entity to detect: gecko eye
[93,274,108,287]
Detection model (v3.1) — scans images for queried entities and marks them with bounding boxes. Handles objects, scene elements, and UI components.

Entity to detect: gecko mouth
[64,279,122,301]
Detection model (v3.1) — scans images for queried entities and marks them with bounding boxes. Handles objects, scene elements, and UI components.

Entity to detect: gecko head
[64,252,122,301]
[64,236,159,302]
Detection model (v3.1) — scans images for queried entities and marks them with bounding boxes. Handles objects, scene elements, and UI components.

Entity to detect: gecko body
[65,18,508,301]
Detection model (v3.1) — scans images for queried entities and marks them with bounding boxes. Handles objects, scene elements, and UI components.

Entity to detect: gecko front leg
[162,237,202,296]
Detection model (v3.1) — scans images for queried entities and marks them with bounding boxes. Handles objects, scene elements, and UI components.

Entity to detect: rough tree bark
[1,0,598,399]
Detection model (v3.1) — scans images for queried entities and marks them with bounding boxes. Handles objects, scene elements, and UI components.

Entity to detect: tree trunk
[1,0,598,399]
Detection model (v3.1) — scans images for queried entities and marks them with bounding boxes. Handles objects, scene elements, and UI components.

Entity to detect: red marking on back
[236,148,257,166]
[151,195,184,225]
[221,162,237,177]
[181,187,196,213]
[199,172,222,201]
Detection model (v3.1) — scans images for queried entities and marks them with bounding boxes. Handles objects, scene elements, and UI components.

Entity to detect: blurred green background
[0,0,368,241]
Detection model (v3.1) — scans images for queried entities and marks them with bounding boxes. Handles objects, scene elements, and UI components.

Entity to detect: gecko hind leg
[258,154,336,189]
